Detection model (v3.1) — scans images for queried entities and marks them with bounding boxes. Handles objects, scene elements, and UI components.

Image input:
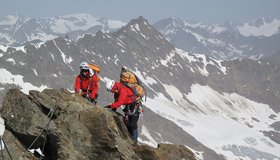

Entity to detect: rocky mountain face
[0,14,126,46]
[0,88,196,160]
[154,17,280,60]
[1,16,280,159]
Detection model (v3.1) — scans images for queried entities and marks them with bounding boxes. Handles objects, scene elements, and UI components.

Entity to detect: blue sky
[1,0,280,23]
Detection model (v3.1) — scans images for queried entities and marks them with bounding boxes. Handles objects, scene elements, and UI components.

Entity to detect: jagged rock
[155,144,196,160]
[0,88,195,160]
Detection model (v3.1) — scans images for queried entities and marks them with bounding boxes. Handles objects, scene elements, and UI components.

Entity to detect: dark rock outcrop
[0,88,196,160]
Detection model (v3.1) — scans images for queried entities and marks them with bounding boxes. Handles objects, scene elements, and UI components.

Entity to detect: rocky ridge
[0,88,196,160]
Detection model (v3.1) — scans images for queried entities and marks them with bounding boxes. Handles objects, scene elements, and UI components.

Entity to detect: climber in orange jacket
[105,80,141,143]
[75,62,99,104]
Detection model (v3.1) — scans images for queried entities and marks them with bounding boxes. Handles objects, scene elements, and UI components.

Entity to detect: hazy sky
[1,0,280,23]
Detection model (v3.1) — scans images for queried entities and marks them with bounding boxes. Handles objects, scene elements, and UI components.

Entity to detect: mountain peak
[154,17,185,29]
[169,16,184,25]
[126,16,149,27]
[115,16,158,36]
[112,16,174,56]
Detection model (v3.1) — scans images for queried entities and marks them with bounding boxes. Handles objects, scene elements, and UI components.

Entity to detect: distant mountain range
[1,14,280,60]
[0,13,126,46]
[154,16,280,60]
[1,15,280,160]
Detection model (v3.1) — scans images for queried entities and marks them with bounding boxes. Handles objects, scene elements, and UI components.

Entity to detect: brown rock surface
[0,88,195,160]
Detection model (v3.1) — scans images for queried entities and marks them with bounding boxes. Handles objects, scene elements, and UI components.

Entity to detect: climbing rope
[28,105,58,159]
[0,136,13,160]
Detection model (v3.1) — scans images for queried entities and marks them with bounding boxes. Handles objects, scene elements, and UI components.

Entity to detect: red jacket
[75,74,99,99]
[111,82,134,109]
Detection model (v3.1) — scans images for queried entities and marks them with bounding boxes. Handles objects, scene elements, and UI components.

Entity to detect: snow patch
[174,48,227,75]
[32,68,38,76]
[0,117,4,136]
[19,62,26,65]
[53,40,73,64]
[108,20,126,29]
[0,45,8,52]
[6,58,16,65]
[0,68,48,94]
[139,126,158,147]
[160,52,176,67]
[14,46,26,53]
[237,18,280,37]
[210,26,227,34]
[33,41,45,49]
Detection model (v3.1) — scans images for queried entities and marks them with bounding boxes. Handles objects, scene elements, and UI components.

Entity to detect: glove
[91,98,97,105]
[104,105,111,108]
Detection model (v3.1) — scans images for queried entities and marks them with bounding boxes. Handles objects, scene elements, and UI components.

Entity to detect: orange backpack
[120,69,147,102]
[88,63,101,73]
[88,63,101,81]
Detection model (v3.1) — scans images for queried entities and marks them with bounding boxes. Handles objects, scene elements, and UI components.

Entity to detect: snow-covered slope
[141,82,280,160]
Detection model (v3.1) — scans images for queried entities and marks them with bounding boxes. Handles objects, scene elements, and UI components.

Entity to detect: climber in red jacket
[75,62,99,104]
[105,80,141,143]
